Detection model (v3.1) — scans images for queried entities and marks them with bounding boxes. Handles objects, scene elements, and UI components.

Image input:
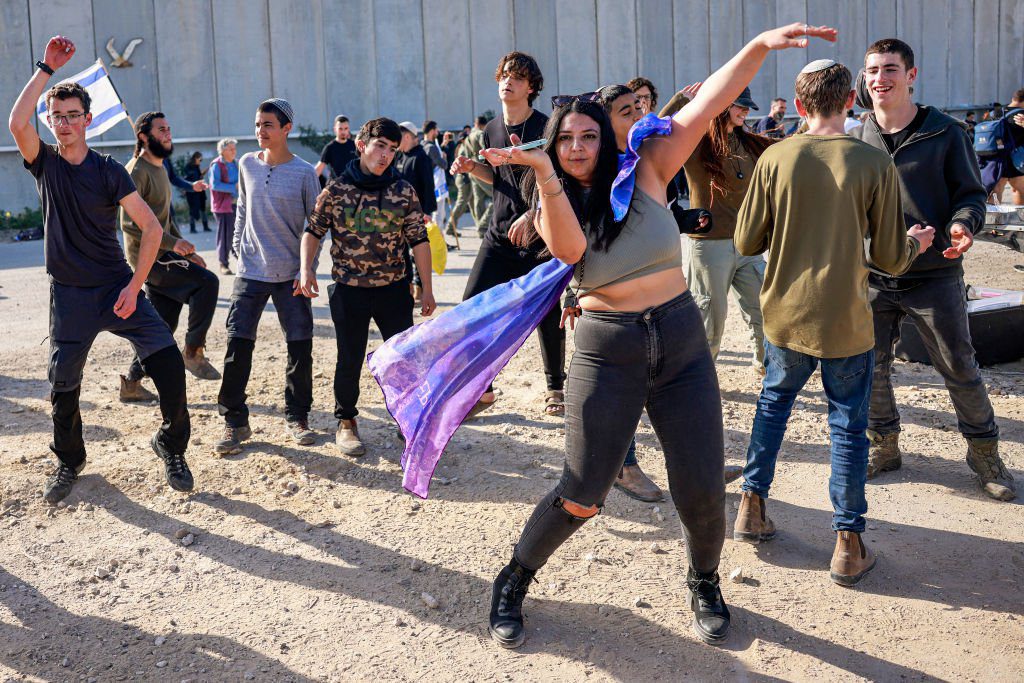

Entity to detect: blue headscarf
[609,113,675,221]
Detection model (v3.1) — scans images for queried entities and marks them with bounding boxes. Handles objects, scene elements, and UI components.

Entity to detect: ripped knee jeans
[512,292,726,574]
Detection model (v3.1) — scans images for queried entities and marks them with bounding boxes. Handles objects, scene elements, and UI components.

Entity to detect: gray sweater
[233,151,321,283]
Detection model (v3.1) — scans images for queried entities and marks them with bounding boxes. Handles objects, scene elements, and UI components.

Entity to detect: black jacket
[395,146,437,215]
[851,105,986,280]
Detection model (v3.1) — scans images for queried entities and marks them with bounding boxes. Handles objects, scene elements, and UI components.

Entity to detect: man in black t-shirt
[9,35,195,504]
[451,52,565,418]
[315,115,358,181]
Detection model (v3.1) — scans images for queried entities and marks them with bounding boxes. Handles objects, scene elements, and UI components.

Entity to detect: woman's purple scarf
[368,258,573,498]
[368,113,672,498]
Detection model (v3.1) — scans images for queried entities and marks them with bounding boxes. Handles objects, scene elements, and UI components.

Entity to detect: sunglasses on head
[551,91,601,108]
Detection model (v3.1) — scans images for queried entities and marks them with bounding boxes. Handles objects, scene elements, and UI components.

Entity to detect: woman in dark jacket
[183,151,210,234]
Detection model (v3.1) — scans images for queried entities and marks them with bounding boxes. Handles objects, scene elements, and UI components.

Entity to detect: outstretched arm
[642,23,837,186]
[9,36,77,164]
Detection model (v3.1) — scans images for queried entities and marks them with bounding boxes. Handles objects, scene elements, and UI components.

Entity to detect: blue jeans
[624,437,638,466]
[741,342,874,532]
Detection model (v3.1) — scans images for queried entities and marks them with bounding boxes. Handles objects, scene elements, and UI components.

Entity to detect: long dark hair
[696,108,774,195]
[521,100,623,251]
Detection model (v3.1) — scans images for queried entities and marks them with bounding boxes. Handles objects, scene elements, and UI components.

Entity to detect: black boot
[488,558,537,648]
[687,567,731,645]
[151,434,195,492]
[44,461,82,505]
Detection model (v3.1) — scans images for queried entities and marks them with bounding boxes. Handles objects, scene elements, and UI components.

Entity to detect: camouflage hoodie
[307,160,428,287]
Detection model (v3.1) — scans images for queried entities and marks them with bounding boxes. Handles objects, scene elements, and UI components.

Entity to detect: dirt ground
[0,219,1022,683]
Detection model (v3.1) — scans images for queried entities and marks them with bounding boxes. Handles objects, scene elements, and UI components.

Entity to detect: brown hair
[795,62,853,119]
[357,117,402,145]
[626,76,658,109]
[865,38,915,70]
[696,110,775,195]
[45,82,91,114]
[494,51,544,105]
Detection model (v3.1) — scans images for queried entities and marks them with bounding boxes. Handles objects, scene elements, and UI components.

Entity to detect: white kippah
[801,59,837,74]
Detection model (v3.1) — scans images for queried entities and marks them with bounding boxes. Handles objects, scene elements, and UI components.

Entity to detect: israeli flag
[36,59,129,139]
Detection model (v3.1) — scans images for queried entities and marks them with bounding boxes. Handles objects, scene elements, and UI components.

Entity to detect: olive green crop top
[572,189,682,296]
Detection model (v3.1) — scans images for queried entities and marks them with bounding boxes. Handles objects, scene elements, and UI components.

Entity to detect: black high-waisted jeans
[513,291,726,574]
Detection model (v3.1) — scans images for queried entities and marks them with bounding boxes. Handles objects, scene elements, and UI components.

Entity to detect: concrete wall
[2,0,1024,211]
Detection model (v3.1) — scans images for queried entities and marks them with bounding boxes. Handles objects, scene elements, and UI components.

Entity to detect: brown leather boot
[966,437,1016,501]
[733,490,776,543]
[336,419,366,457]
[866,430,901,479]
[119,375,157,403]
[614,464,664,502]
[830,531,876,586]
[184,345,222,381]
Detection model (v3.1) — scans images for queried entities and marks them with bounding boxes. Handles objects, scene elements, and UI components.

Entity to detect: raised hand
[681,82,703,100]
[759,23,837,51]
[43,36,76,71]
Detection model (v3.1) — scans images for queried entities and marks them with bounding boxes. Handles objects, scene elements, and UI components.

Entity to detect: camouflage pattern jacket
[307,176,428,287]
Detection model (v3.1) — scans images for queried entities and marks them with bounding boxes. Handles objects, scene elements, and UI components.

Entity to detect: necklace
[504,109,532,143]
[729,136,744,180]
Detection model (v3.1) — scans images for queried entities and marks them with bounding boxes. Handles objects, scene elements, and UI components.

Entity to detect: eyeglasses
[48,112,86,126]
[636,94,652,102]
[551,91,601,108]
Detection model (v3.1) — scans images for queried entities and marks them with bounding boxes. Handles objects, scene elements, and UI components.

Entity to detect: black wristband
[36,61,54,76]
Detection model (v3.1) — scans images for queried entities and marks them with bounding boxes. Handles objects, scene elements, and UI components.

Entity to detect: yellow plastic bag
[425,220,447,275]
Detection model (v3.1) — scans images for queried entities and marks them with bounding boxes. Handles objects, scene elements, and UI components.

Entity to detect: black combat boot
[488,558,537,648]
[687,567,731,645]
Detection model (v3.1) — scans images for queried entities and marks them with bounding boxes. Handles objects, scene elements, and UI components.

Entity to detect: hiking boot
[151,434,194,492]
[184,346,221,381]
[119,375,157,403]
[336,419,365,457]
[288,419,316,446]
[830,531,876,586]
[723,464,743,484]
[44,462,82,505]
[215,424,252,456]
[866,430,901,479]
[687,567,731,644]
[733,490,776,543]
[488,558,537,649]
[614,464,664,502]
[966,437,1016,501]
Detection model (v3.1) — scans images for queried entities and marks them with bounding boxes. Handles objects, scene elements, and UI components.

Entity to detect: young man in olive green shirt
[732,60,934,587]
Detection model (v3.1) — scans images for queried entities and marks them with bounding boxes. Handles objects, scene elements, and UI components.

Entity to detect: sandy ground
[0,217,1022,683]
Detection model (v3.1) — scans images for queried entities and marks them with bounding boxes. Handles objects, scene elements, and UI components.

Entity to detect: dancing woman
[481,23,836,648]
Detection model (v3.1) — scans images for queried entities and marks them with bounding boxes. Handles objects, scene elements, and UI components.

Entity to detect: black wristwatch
[36,60,54,76]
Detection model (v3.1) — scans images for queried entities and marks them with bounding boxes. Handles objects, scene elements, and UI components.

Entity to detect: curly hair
[494,51,544,106]
[45,82,91,114]
[626,77,658,109]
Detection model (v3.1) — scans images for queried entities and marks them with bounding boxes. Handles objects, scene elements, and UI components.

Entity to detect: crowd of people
[7,22,1017,651]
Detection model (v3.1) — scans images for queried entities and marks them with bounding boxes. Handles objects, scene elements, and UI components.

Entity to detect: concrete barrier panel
[212,0,272,138]
[324,0,379,129]
[154,1,217,139]
[375,0,427,125]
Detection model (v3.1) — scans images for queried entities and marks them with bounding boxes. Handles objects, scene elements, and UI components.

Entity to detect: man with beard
[119,112,222,405]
